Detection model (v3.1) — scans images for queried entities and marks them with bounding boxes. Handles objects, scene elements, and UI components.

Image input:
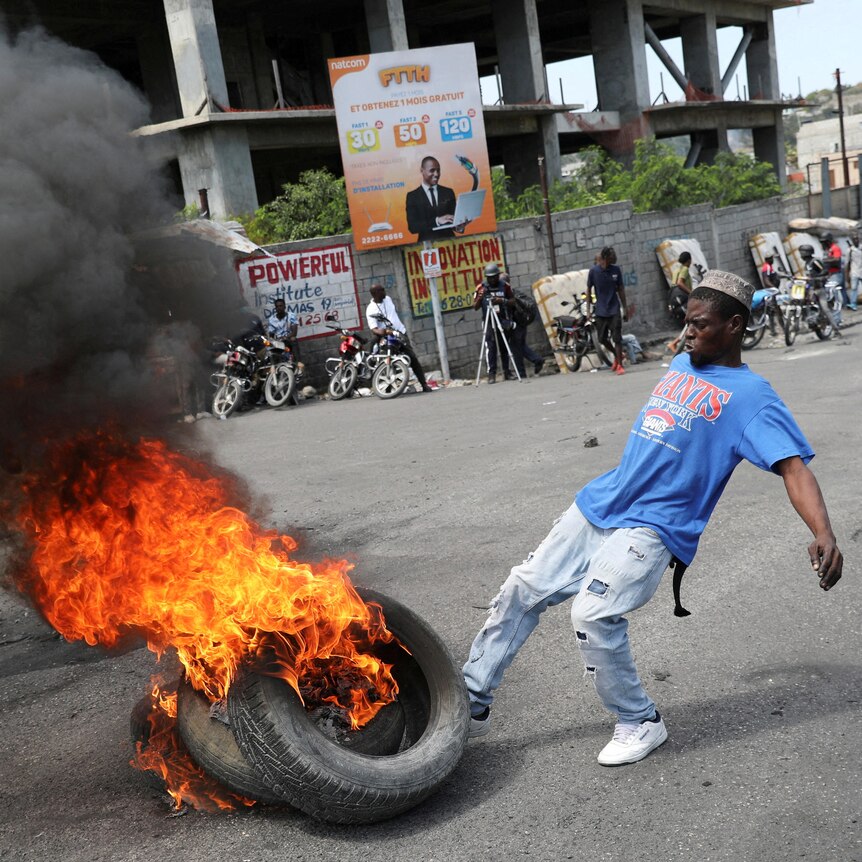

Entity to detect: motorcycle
[782,276,837,346]
[210,332,297,418]
[368,314,413,399]
[324,324,373,400]
[742,286,786,350]
[552,294,612,371]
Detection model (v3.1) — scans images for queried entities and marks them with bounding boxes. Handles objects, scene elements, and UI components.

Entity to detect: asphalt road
[2,322,860,862]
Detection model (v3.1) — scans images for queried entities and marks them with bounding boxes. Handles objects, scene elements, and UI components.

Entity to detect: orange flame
[132,681,254,812]
[13,430,398,731]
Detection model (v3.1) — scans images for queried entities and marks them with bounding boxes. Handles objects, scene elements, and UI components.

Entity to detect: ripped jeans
[463,502,671,724]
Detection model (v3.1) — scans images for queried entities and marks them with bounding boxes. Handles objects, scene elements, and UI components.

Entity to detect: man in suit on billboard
[406,155,476,241]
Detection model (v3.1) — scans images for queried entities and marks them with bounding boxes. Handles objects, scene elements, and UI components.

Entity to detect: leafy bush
[239,168,351,244]
[493,139,781,219]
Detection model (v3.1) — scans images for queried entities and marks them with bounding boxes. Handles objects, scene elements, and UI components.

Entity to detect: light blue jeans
[463,502,672,724]
[850,275,861,310]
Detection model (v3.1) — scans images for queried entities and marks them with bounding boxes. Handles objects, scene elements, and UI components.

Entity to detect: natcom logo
[641,408,676,437]
[328,55,370,88]
[331,57,368,71]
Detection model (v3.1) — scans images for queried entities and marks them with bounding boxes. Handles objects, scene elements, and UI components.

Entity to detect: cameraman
[473,263,516,383]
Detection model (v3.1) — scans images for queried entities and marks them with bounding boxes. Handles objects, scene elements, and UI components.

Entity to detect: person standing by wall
[845,234,861,312]
[586,247,628,375]
[666,251,693,354]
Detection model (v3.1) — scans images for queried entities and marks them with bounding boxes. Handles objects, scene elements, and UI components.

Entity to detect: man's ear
[729,314,746,336]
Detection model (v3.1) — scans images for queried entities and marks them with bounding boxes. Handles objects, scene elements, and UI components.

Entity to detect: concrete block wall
[261,193,806,385]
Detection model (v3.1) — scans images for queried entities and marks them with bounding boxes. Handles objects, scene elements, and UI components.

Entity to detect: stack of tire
[131,590,470,824]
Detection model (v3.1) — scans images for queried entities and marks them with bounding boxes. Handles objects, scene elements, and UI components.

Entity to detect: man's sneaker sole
[469,716,491,738]
[597,717,667,766]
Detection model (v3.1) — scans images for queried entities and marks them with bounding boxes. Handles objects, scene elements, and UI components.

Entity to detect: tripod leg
[475,309,492,386]
[493,313,522,381]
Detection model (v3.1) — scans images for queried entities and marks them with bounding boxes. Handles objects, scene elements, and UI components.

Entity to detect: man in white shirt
[366,283,433,392]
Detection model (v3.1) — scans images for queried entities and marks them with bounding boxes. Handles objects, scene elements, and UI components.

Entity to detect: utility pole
[835,68,850,187]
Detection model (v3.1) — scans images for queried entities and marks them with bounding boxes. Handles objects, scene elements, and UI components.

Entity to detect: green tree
[240,168,351,244]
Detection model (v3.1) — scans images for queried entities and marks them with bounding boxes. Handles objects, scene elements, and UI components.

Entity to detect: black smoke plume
[0,26,243,475]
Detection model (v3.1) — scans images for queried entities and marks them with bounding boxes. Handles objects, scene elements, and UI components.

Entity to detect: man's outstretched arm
[775,456,843,590]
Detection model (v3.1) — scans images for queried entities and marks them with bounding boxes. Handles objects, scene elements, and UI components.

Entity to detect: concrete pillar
[163,0,229,116]
[177,126,259,217]
[681,13,721,98]
[589,0,649,118]
[746,13,786,187]
[137,26,181,123]
[246,13,275,109]
[364,0,409,53]
[492,0,561,191]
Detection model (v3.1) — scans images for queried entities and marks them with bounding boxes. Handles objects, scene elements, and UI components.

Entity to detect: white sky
[481,0,861,108]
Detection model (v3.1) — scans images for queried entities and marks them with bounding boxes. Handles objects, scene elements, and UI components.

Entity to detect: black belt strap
[670,557,691,617]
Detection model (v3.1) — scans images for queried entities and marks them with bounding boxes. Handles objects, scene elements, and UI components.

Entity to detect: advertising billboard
[235,245,361,339]
[328,43,496,252]
[403,234,506,318]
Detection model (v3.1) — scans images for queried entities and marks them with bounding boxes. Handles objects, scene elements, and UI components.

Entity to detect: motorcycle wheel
[742,325,765,350]
[557,334,581,372]
[771,305,785,336]
[783,308,799,346]
[264,363,296,407]
[589,326,613,367]
[328,364,358,401]
[814,313,834,341]
[372,359,410,399]
[212,379,243,418]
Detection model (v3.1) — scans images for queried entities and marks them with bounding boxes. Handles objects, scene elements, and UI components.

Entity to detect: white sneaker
[597,714,667,766]
[469,708,491,739]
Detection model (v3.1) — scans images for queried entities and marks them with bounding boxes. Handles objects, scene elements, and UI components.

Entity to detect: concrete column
[492,0,561,190]
[137,26,181,123]
[163,0,229,116]
[589,0,649,118]
[246,13,275,109]
[364,0,409,53]
[746,13,785,187]
[681,13,721,98]
[177,126,259,217]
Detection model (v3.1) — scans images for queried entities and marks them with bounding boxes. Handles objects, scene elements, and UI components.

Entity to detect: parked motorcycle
[210,332,297,418]
[742,286,786,350]
[368,314,413,399]
[324,324,372,400]
[782,276,837,345]
[552,294,612,371]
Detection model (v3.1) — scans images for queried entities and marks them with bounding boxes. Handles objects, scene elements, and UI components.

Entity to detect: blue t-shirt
[587,263,623,317]
[576,354,813,565]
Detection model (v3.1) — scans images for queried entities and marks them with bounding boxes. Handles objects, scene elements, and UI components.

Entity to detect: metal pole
[835,68,850,187]
[821,157,832,218]
[538,156,557,274]
[720,26,753,95]
[423,240,451,380]
[644,22,689,93]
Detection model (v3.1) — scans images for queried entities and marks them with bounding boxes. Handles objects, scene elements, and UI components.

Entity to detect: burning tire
[228,588,470,824]
[176,679,284,805]
[175,673,408,806]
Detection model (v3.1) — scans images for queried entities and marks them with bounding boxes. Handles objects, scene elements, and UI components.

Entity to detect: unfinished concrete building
[5,0,799,217]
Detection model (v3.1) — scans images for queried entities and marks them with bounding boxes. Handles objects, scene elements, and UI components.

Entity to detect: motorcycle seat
[555,315,578,328]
